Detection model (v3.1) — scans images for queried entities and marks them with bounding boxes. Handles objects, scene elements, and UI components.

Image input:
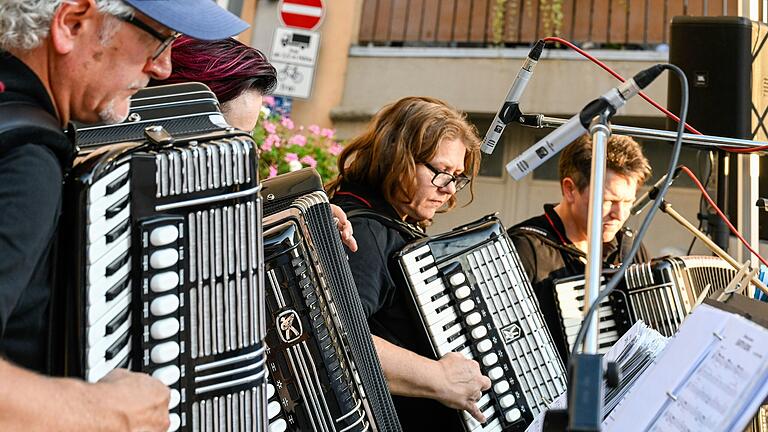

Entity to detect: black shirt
[507,204,648,363]
[0,53,73,372]
[331,181,465,431]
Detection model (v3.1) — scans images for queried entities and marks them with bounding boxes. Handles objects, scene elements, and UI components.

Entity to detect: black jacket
[0,52,74,372]
[507,204,648,363]
[331,181,466,432]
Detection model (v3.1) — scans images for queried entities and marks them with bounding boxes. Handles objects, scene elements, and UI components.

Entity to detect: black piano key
[105,195,129,219]
[105,331,130,360]
[105,172,129,195]
[105,305,130,335]
[106,219,130,243]
[105,251,129,277]
[105,274,130,302]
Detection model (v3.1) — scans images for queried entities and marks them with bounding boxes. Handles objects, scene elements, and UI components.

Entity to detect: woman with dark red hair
[154,35,278,131]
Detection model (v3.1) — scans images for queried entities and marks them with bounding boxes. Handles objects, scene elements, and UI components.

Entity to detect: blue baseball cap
[122,0,249,40]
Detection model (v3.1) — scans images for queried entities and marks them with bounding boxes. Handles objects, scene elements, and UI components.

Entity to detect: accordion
[260,169,402,431]
[554,255,738,353]
[394,215,567,432]
[55,84,268,431]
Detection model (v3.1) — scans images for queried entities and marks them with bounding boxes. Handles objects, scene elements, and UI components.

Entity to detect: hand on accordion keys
[94,369,171,432]
[436,352,492,423]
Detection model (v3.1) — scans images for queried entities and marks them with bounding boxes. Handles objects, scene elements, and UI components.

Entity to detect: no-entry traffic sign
[278,0,324,31]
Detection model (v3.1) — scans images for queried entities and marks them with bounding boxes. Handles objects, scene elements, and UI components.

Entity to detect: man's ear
[49,0,99,54]
[561,177,577,203]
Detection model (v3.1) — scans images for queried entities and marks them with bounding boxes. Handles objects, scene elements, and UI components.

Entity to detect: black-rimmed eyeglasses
[117,14,181,61]
[423,162,471,191]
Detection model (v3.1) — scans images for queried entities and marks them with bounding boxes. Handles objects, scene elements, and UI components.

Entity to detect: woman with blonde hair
[328,96,488,430]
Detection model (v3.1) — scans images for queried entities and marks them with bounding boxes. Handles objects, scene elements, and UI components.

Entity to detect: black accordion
[554,255,738,353]
[394,215,567,432]
[55,84,267,431]
[260,169,402,431]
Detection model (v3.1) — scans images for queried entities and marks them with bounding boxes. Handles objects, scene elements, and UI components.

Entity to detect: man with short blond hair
[508,134,652,363]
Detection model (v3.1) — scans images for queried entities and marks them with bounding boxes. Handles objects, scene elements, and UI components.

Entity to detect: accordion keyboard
[63,130,268,432]
[398,216,567,432]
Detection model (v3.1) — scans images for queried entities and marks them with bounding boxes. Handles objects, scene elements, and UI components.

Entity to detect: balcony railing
[358,0,738,47]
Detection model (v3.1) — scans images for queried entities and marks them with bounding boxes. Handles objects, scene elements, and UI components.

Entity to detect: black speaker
[668,16,768,241]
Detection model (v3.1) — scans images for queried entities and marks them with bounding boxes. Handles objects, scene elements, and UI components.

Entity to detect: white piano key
[407,264,439,285]
[151,317,180,340]
[86,261,130,309]
[87,234,130,284]
[87,288,131,338]
[87,163,129,204]
[150,294,180,317]
[150,272,180,293]
[86,339,131,383]
[152,365,181,386]
[87,206,129,244]
[435,334,468,356]
[151,341,180,364]
[150,249,179,270]
[86,319,131,365]
[87,181,129,224]
[400,245,431,269]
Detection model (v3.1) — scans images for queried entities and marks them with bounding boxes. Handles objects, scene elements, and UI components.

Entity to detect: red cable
[680,165,768,267]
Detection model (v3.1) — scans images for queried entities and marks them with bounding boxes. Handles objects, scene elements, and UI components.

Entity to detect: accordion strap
[345,208,427,240]
[0,101,72,166]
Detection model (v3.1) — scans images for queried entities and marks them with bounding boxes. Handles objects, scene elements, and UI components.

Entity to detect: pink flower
[263,121,276,134]
[329,143,343,156]
[288,134,307,146]
[263,133,280,151]
[263,96,275,107]
[300,155,317,168]
[284,153,299,163]
[308,124,321,135]
[268,164,278,178]
[281,117,295,130]
[320,128,335,138]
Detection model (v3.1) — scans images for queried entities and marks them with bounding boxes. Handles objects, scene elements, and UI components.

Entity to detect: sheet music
[604,303,768,432]
[523,321,667,432]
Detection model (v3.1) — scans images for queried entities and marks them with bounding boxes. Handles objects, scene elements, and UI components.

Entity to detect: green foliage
[251,98,344,184]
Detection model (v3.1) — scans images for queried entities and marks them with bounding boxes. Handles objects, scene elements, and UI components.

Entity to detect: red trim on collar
[335,191,372,208]
[544,211,569,245]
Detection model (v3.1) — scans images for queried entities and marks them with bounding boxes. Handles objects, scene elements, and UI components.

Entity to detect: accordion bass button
[150,317,180,340]
[482,352,498,366]
[169,389,181,409]
[449,272,466,286]
[455,286,471,299]
[168,413,181,432]
[267,400,281,419]
[270,418,287,432]
[459,300,475,313]
[151,341,180,364]
[150,249,179,269]
[267,383,276,399]
[150,295,180,317]
[471,325,488,340]
[477,339,493,353]
[504,408,522,423]
[465,312,482,326]
[150,272,180,293]
[493,380,510,394]
[150,226,179,247]
[488,367,504,380]
[152,365,181,386]
[500,394,515,408]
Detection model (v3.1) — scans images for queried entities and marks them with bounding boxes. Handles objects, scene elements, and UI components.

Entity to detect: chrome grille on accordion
[395,215,567,432]
[55,85,267,432]
[554,255,738,354]
[260,169,402,432]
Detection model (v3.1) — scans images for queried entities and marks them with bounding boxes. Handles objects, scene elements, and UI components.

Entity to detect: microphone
[481,40,546,155]
[631,166,682,215]
[506,64,665,180]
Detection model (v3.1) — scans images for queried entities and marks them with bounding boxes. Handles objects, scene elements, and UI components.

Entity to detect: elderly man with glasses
[327,96,491,431]
[0,1,247,430]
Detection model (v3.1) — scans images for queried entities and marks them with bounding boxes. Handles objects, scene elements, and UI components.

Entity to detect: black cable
[686,151,713,255]
[569,63,689,361]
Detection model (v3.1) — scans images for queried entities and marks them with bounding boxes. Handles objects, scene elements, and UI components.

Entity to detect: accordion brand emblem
[500,322,523,343]
[277,309,303,343]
